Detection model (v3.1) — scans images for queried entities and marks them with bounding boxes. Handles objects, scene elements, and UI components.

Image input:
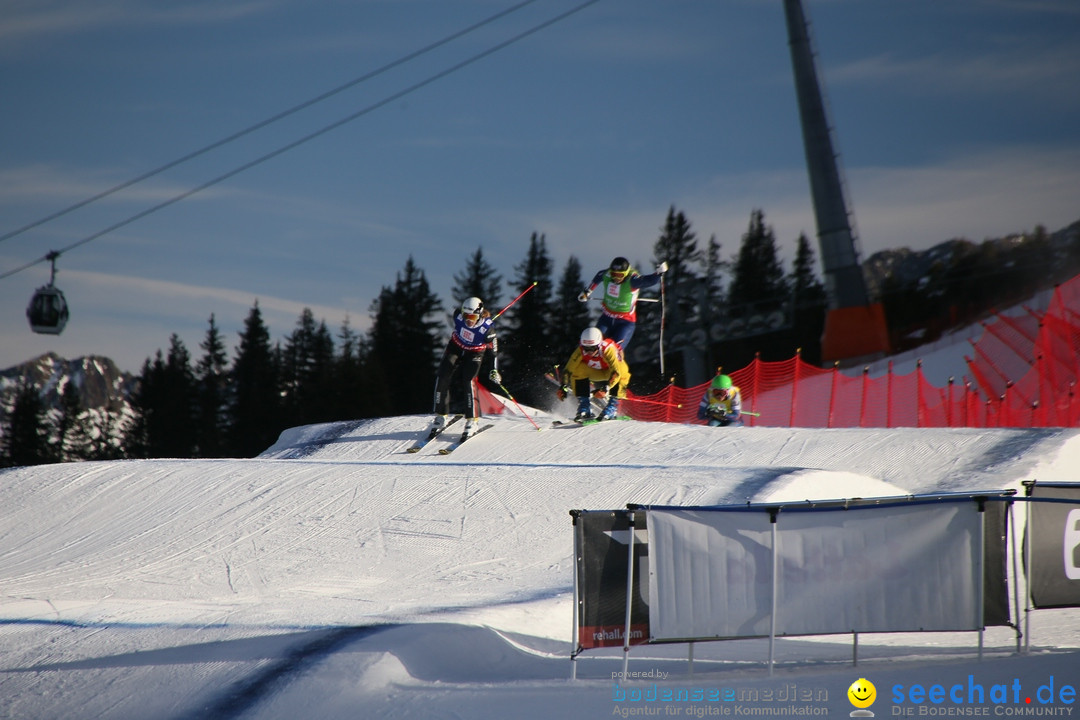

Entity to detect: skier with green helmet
[698,371,742,427]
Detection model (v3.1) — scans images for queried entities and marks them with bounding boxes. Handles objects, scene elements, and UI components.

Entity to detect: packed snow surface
[2,409,1079,719]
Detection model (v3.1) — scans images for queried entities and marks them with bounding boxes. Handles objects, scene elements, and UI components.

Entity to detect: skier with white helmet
[431,296,500,439]
[556,327,631,421]
[578,256,667,350]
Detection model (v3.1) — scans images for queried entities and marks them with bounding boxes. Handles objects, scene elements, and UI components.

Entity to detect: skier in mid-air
[430,297,500,440]
[578,256,667,350]
[556,327,631,422]
[697,372,743,427]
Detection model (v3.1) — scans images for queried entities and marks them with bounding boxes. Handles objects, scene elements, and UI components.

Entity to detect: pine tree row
[2,206,827,465]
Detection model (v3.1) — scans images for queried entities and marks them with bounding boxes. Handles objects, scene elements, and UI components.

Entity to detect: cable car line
[0,0,604,288]
[0,0,603,288]
[0,0,544,248]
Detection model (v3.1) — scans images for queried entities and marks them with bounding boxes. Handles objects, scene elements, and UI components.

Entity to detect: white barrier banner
[648,502,982,642]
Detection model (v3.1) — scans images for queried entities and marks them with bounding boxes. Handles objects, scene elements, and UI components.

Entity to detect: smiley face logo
[848,678,877,710]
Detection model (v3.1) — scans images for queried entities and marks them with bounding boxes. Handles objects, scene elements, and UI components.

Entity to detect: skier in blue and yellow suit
[578,256,666,350]
[697,373,743,427]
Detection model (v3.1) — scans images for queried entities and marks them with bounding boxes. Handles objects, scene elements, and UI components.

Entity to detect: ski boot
[461,418,478,441]
[574,396,594,422]
[599,398,619,421]
[425,414,449,439]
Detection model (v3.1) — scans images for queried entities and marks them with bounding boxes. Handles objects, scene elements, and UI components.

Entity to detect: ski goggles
[711,387,730,400]
[609,269,629,282]
[463,312,481,325]
[581,343,601,356]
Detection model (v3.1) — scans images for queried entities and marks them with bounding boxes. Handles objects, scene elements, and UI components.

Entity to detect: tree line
[8,206,1067,465]
[3,205,824,465]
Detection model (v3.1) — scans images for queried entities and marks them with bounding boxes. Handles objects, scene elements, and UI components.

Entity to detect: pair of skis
[406,415,493,454]
[551,414,630,428]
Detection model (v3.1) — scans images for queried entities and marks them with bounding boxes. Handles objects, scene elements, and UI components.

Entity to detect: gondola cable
[0,0,545,248]
[0,0,604,287]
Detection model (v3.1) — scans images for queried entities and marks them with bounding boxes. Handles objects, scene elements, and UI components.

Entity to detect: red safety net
[623,273,1080,428]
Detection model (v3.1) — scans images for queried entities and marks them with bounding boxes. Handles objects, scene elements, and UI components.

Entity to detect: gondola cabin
[26,251,69,335]
[27,284,70,335]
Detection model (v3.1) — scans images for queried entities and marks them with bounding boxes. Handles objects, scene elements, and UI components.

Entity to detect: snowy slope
[2,411,1080,719]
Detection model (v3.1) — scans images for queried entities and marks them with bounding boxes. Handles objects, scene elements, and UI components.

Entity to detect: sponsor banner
[574,510,649,649]
[648,500,992,642]
[1027,483,1080,609]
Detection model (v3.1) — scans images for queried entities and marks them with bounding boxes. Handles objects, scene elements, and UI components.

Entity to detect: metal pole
[622,512,636,678]
[977,499,986,661]
[769,509,779,675]
[571,512,581,680]
[1024,493,1033,654]
[1008,501,1022,654]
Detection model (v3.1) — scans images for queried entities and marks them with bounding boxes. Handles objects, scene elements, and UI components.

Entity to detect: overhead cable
[0,0,544,248]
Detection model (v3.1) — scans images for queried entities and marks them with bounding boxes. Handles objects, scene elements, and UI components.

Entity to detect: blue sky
[1,0,1078,373]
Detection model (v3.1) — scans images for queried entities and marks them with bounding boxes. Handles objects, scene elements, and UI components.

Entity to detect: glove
[577,290,591,302]
[592,389,608,400]
[557,386,570,401]
[708,406,727,421]
[656,261,668,275]
[489,369,502,384]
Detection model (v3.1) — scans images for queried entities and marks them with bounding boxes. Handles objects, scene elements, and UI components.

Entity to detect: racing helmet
[580,327,603,354]
[462,297,483,326]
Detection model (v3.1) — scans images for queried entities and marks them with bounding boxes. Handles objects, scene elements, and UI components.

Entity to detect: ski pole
[496,380,542,431]
[493,281,537,319]
[583,295,659,303]
[659,274,666,376]
[622,396,682,408]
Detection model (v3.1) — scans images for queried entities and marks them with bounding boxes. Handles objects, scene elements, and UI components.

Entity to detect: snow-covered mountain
[1,408,1078,719]
[0,352,134,420]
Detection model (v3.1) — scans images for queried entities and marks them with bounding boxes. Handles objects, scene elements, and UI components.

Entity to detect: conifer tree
[281,309,337,425]
[728,209,788,316]
[631,207,706,384]
[231,302,282,457]
[643,207,704,334]
[552,256,592,360]
[1,379,52,467]
[335,316,377,420]
[166,334,198,456]
[368,257,445,414]
[703,235,728,321]
[788,232,828,363]
[195,314,230,458]
[501,233,555,405]
[790,233,827,310]
[56,380,92,461]
[452,246,503,313]
[128,335,198,458]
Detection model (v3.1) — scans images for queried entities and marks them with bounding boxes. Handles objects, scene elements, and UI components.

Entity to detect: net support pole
[1008,500,1023,654]
[977,498,986,661]
[622,512,636,679]
[570,512,581,680]
[768,508,779,676]
[1024,494,1033,654]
